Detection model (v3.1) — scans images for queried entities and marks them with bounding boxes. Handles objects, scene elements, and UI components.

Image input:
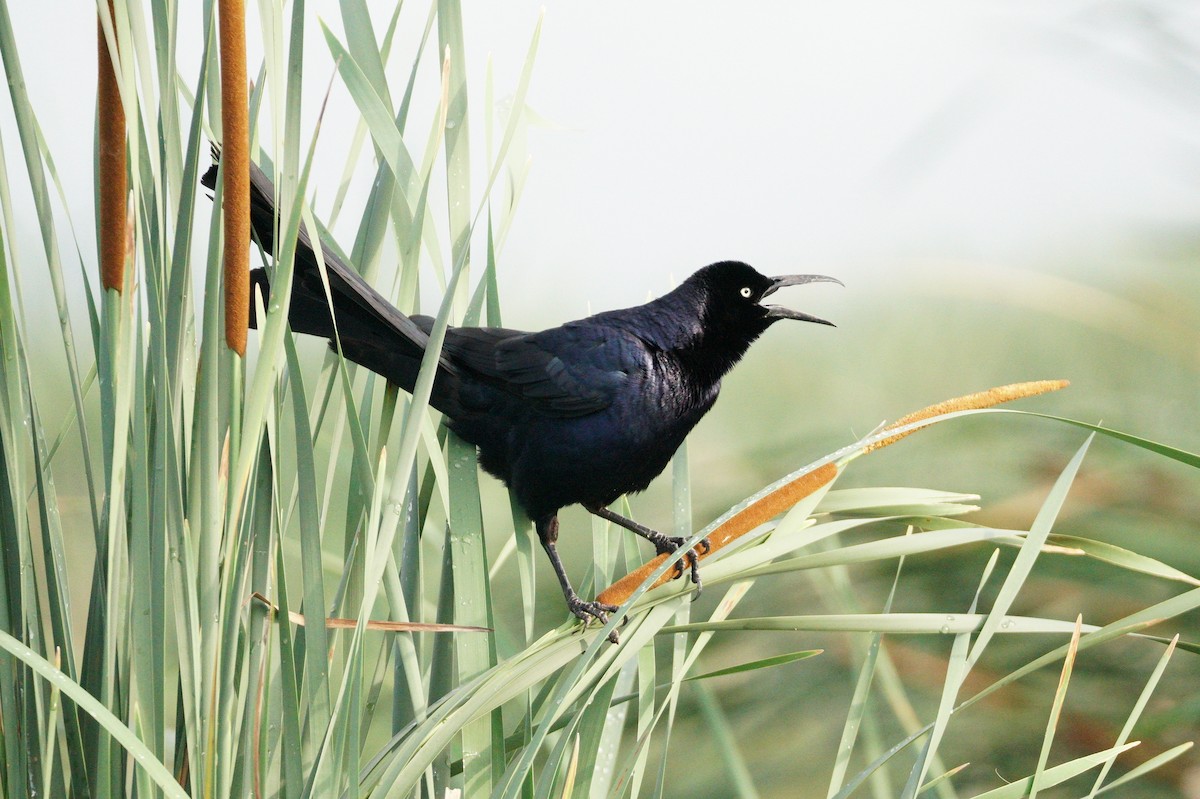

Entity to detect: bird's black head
[688,260,840,333]
[666,260,841,385]
[657,261,844,386]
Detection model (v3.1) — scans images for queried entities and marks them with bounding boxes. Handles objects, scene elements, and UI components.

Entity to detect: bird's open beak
[761,274,843,326]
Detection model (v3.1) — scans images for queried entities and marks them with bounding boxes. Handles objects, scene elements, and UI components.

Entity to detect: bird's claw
[567,596,621,643]
[656,535,710,596]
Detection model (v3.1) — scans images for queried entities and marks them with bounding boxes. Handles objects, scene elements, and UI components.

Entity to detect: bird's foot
[648,533,711,596]
[566,595,621,643]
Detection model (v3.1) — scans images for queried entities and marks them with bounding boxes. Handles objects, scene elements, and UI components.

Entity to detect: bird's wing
[420,319,639,417]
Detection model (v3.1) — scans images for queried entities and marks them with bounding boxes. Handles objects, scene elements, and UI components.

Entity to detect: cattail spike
[596,379,1070,608]
[864,380,1069,454]
[218,0,249,355]
[97,0,126,293]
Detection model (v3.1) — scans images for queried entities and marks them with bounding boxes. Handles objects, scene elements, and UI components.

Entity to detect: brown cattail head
[218,0,249,355]
[595,379,1070,610]
[97,0,126,293]
[864,380,1070,454]
[596,462,839,607]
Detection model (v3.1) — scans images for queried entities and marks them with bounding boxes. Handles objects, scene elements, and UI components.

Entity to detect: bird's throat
[670,330,760,393]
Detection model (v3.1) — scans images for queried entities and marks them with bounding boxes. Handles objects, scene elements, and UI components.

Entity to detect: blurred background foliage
[653,259,1200,796]
[508,252,1200,795]
[3,0,1199,796]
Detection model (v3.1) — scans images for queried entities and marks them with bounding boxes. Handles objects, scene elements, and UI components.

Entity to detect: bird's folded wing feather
[420,320,639,417]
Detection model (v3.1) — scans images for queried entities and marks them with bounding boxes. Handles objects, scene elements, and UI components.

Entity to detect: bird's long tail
[201,152,464,415]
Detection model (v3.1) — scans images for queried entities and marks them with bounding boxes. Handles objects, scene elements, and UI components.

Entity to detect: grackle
[203,156,840,636]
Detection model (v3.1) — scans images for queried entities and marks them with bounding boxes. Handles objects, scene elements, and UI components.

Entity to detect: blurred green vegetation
[4,0,1199,794]
[14,244,1199,796]
[13,219,1199,799]
[622,254,1200,797]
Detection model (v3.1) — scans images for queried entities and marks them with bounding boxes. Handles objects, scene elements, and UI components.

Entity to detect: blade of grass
[966,435,1093,671]
[40,648,62,796]
[0,628,189,799]
[965,742,1139,799]
[448,431,500,794]
[626,566,660,798]
[903,550,1001,797]
[832,586,1200,797]
[1085,634,1179,798]
[725,525,1020,584]
[283,330,332,735]
[827,550,908,798]
[816,487,980,517]
[694,682,761,799]
[662,613,1095,636]
[1092,742,1194,795]
[1004,411,1200,469]
[535,712,584,799]
[557,735,582,799]
[585,658,635,798]
[1037,534,1199,586]
[25,379,89,786]
[684,649,823,682]
[919,764,970,796]
[0,0,102,544]
[272,538,306,799]
[1028,615,1083,799]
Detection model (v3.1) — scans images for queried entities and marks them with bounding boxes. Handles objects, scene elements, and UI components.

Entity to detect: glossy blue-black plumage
[203,157,837,635]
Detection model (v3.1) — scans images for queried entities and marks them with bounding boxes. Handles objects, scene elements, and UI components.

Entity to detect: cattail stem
[218,0,249,355]
[97,0,125,293]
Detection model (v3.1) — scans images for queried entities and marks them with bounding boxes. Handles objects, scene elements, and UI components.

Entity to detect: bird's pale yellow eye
[739,287,753,298]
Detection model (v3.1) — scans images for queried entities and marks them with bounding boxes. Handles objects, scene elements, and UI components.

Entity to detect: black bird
[203,157,840,632]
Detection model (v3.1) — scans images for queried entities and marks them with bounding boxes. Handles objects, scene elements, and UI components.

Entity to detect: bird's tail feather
[202,150,465,417]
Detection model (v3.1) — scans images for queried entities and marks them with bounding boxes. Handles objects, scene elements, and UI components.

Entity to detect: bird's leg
[536,515,620,643]
[585,504,710,593]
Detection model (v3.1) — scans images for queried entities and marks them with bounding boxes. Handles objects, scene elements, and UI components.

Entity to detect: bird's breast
[502,358,719,515]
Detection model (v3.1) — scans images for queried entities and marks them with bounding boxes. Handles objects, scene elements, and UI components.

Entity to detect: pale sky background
[6,1,1200,323]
